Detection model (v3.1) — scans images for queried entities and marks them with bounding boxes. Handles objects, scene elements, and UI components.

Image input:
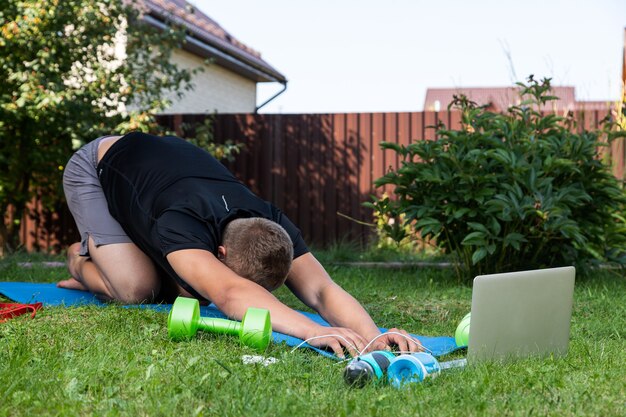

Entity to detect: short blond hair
[222,218,293,291]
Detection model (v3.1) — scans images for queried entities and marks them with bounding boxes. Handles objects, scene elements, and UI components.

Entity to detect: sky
[193,0,626,113]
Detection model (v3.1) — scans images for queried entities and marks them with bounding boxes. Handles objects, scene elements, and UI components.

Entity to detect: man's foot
[66,242,84,279]
[57,277,88,291]
[61,242,88,291]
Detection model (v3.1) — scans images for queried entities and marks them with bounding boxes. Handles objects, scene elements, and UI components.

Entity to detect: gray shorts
[63,136,132,256]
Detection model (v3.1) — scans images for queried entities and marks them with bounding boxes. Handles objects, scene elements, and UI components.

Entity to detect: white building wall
[160,48,258,114]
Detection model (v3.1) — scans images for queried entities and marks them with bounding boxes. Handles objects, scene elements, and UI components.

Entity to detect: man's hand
[363,328,423,354]
[303,325,369,358]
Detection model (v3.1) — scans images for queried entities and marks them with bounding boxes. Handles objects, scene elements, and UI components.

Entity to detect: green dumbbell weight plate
[168,296,200,340]
[241,307,272,351]
[454,312,471,347]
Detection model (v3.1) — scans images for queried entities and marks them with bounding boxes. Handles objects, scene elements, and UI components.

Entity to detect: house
[423,86,611,113]
[141,0,287,113]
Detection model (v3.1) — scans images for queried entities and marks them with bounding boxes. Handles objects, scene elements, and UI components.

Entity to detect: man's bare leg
[58,238,160,303]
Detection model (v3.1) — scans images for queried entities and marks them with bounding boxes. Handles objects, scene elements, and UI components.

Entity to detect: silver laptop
[467,266,575,363]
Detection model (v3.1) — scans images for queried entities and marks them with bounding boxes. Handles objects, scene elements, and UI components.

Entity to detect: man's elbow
[210,281,254,320]
[311,281,342,312]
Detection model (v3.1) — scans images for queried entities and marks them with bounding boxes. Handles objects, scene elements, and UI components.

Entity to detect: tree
[0,0,195,253]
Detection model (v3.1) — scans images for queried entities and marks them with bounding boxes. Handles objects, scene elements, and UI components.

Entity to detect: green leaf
[472,248,489,265]
[488,216,501,236]
[462,231,487,246]
[467,222,489,234]
[453,207,471,219]
[503,233,526,250]
[415,218,441,228]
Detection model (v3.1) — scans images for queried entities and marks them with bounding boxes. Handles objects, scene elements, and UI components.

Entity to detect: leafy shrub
[370,193,414,248]
[182,116,243,162]
[369,76,626,280]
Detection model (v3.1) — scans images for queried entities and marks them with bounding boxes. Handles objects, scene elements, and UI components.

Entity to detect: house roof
[141,0,286,83]
[424,86,578,112]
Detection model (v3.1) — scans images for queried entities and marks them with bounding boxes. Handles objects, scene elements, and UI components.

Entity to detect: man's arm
[286,252,422,353]
[166,249,367,357]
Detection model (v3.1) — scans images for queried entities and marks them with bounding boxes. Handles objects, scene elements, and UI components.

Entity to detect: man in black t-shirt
[97,132,310,301]
[59,132,422,357]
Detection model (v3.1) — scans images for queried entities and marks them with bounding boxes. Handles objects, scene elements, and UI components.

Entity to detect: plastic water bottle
[387,352,442,388]
[343,350,396,387]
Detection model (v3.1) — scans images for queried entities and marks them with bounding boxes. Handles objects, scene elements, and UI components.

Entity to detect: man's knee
[119,287,158,304]
[87,240,159,303]
[111,270,160,304]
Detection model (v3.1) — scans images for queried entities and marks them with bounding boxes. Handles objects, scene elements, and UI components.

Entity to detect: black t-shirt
[97,132,308,299]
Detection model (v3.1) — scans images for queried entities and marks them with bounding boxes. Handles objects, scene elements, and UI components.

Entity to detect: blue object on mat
[0,282,461,358]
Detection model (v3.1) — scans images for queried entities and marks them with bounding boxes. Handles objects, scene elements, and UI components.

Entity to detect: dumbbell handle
[197,317,241,336]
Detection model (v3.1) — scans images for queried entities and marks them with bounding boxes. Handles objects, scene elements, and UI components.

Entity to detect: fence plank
[358,113,374,239]
[333,113,348,239]
[423,111,437,141]
[296,115,310,240]
[346,114,362,236]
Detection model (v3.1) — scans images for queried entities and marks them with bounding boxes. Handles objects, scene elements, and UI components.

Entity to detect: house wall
[160,48,258,114]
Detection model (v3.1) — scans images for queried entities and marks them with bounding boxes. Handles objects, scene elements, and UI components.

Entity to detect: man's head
[220,218,294,291]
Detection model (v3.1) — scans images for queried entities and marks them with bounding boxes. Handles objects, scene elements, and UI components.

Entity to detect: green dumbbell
[168,296,272,351]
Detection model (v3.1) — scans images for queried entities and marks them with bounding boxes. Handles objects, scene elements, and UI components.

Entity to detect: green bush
[181,116,243,162]
[369,76,626,280]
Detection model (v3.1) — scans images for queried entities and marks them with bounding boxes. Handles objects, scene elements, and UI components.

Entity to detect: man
[59,132,422,357]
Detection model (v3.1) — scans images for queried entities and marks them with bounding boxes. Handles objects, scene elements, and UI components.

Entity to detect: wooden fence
[15,109,624,252]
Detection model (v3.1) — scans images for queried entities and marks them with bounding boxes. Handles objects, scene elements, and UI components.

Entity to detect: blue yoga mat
[0,281,461,358]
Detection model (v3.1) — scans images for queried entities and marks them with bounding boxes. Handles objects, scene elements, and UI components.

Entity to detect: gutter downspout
[255,81,287,113]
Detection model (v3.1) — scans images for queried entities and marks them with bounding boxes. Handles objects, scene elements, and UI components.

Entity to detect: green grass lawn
[1,252,625,416]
